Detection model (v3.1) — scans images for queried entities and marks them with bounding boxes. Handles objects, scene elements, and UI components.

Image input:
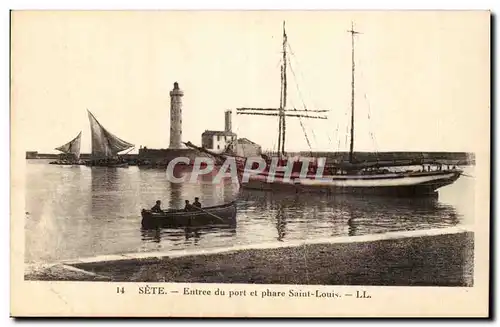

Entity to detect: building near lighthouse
[201,110,237,153]
[201,110,262,157]
[138,82,262,165]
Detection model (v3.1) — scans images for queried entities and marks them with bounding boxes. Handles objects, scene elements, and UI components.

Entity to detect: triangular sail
[87,110,134,158]
[55,131,82,160]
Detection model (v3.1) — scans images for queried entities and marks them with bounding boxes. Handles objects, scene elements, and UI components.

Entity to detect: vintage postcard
[10,10,490,317]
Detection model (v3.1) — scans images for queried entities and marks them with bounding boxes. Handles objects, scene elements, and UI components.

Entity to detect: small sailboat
[49,132,83,165]
[85,109,134,168]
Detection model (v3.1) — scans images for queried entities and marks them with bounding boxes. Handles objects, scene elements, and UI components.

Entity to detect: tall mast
[280,21,288,157]
[348,22,360,163]
[277,64,283,155]
[236,21,329,155]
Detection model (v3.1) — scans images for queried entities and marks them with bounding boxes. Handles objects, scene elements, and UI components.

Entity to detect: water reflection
[89,167,125,219]
[347,213,358,237]
[25,161,471,263]
[237,189,461,241]
[141,226,203,244]
[276,205,287,241]
[169,181,183,210]
[183,227,202,244]
[141,227,161,243]
[140,224,237,246]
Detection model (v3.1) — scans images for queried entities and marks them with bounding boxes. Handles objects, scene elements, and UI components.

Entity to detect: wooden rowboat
[141,201,237,229]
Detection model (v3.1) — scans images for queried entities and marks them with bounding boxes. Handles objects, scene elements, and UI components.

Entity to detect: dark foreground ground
[25,232,474,286]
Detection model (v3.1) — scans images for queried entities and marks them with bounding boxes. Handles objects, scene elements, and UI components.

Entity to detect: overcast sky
[12,10,489,154]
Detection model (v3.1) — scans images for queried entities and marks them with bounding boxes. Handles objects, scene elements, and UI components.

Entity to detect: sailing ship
[85,109,134,168]
[49,131,83,165]
[196,21,463,197]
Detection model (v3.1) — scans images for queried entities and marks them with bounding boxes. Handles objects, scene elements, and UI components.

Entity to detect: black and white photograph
[11,9,490,317]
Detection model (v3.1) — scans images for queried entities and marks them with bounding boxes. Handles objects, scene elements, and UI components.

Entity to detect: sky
[11,10,490,154]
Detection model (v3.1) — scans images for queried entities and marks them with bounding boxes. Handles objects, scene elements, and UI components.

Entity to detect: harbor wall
[266,151,475,165]
[27,151,475,165]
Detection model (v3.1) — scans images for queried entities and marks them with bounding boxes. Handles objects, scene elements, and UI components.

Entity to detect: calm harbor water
[25,159,475,264]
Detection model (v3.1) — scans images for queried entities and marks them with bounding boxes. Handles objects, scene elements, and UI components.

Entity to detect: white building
[200,110,262,157]
[201,110,237,153]
[201,130,237,153]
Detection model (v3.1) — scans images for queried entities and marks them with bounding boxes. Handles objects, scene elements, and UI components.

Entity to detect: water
[25,160,475,264]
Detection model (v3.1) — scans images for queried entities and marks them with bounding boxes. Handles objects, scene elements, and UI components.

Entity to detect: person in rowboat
[151,200,163,213]
[184,200,193,212]
[193,197,202,208]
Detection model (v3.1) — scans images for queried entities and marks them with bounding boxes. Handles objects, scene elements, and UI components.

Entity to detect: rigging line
[335,113,345,157]
[275,57,283,70]
[337,109,348,157]
[278,64,284,155]
[326,134,333,150]
[287,44,328,154]
[288,95,314,154]
[363,92,379,157]
[287,43,322,111]
[353,47,378,158]
[354,46,379,160]
[332,121,340,156]
[288,97,314,155]
[270,124,279,155]
[287,57,317,151]
[343,111,350,156]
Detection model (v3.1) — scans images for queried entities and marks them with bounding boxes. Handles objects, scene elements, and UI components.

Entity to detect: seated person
[193,197,202,208]
[184,200,192,212]
[151,200,162,213]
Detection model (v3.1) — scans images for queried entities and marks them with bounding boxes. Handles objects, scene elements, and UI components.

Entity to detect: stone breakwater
[26,151,475,166]
[25,227,473,286]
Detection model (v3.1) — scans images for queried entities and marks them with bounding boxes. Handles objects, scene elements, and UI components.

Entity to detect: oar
[189,205,227,223]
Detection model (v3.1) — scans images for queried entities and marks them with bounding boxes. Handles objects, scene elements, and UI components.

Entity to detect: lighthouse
[169,82,183,149]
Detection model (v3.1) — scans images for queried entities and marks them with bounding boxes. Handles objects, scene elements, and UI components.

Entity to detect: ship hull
[238,170,462,197]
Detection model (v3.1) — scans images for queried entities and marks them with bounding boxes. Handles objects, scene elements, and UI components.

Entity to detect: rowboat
[141,201,237,229]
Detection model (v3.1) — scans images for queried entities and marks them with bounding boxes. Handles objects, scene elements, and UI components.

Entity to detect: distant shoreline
[25,150,476,165]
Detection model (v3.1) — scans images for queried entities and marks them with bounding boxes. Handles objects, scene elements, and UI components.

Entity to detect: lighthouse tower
[169,82,183,149]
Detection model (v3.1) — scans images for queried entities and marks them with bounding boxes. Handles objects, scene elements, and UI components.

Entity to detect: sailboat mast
[280,21,288,157]
[277,64,283,155]
[348,22,359,164]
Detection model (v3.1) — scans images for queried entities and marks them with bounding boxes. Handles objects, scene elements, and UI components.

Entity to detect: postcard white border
[5,0,496,322]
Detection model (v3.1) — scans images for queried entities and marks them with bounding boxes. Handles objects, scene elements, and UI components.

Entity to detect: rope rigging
[235,22,330,159]
[364,92,379,159]
[287,42,322,152]
[355,51,379,160]
[287,53,314,155]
